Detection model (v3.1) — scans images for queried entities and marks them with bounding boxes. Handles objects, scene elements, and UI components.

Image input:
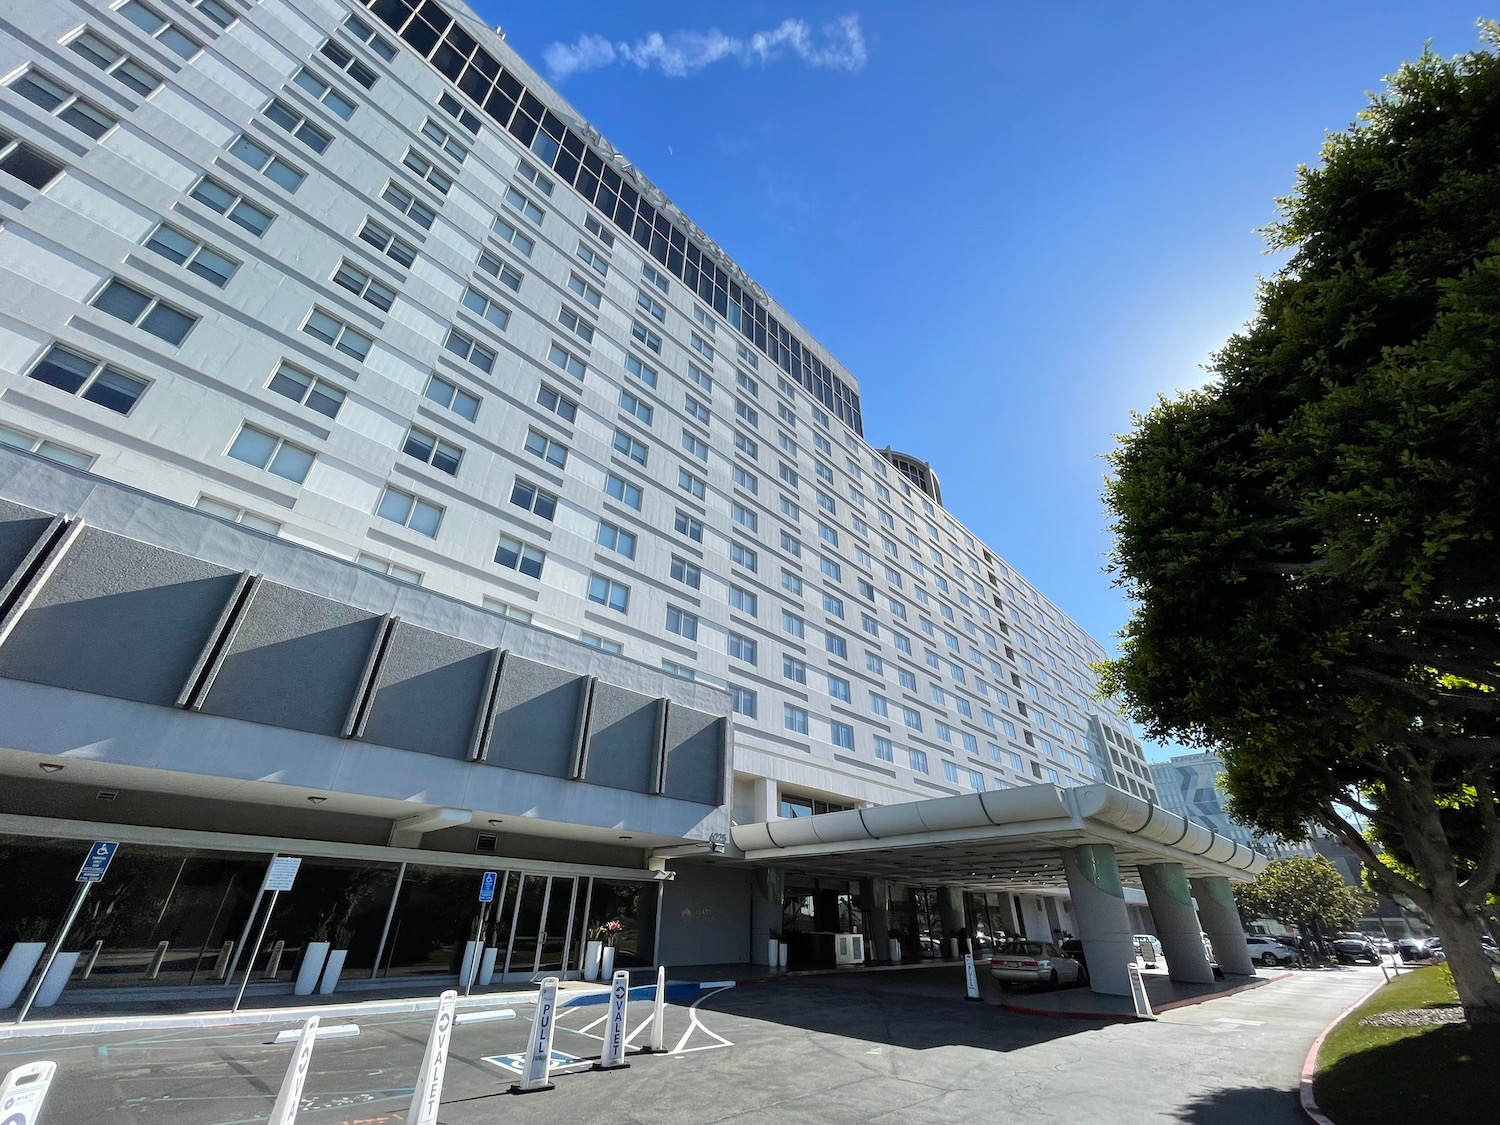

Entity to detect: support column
[937,886,966,958]
[750,867,783,966]
[861,878,891,963]
[1190,875,1255,976]
[1061,844,1135,996]
[1139,863,1215,984]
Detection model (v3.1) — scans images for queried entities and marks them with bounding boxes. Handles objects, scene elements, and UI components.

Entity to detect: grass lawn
[1315,964,1498,1124]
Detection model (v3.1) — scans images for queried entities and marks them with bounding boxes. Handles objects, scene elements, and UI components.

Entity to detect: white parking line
[671,987,734,1054]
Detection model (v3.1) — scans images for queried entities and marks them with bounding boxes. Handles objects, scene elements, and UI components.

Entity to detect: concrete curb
[1298,975,1390,1125]
[999,971,1287,1022]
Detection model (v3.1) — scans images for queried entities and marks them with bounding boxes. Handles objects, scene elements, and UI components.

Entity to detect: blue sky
[476,2,1489,758]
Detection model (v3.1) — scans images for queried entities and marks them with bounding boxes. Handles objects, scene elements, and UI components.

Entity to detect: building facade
[0,0,1229,1005]
[1148,753,1314,860]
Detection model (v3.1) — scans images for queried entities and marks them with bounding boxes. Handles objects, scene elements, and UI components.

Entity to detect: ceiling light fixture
[307,795,327,804]
[488,818,504,827]
[38,763,64,773]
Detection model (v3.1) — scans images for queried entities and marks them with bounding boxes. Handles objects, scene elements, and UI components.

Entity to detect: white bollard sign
[511,976,559,1094]
[0,1061,56,1125]
[1126,962,1156,1020]
[268,1015,319,1125]
[596,970,631,1070]
[963,953,983,1001]
[406,990,457,1125]
[648,964,667,1053]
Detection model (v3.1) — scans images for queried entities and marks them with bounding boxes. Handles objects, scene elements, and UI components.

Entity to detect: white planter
[478,946,499,986]
[584,940,603,981]
[778,942,789,969]
[318,949,348,995]
[295,941,331,996]
[0,942,46,1008]
[458,939,481,987]
[600,945,615,978]
[35,951,81,1008]
[766,938,780,968]
[888,938,902,963]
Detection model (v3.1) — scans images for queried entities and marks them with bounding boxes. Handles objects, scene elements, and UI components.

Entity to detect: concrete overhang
[731,783,1268,890]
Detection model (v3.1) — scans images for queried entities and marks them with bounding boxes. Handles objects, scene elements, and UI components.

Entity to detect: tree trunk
[1426,888,1500,1025]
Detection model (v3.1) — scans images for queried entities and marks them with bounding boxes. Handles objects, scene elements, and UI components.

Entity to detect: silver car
[1246,934,1297,966]
[990,941,1086,990]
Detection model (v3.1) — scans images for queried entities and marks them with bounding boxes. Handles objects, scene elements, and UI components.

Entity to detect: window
[782,611,805,639]
[191,177,275,236]
[730,542,757,572]
[359,219,416,267]
[426,373,479,421]
[378,485,442,536]
[908,748,929,774]
[504,186,543,224]
[631,321,662,354]
[193,0,236,27]
[636,291,666,322]
[510,478,557,519]
[567,273,602,308]
[675,510,703,541]
[737,341,759,370]
[525,429,568,469]
[518,160,553,195]
[292,68,356,120]
[401,424,461,475]
[730,685,757,717]
[194,496,280,535]
[0,423,93,469]
[606,473,643,510]
[343,14,396,60]
[825,632,848,659]
[815,461,834,484]
[642,262,670,294]
[817,522,839,547]
[828,675,851,702]
[903,707,923,731]
[494,535,544,578]
[780,569,803,596]
[899,669,918,691]
[942,761,960,784]
[576,241,609,277]
[264,99,331,153]
[93,280,196,344]
[68,32,160,96]
[728,585,758,616]
[736,399,759,427]
[319,39,378,89]
[27,345,147,414]
[670,556,702,588]
[780,531,803,558]
[691,334,714,362]
[613,429,648,465]
[619,389,653,424]
[678,469,706,499]
[444,327,495,372]
[728,633,757,664]
[687,364,714,393]
[403,148,451,193]
[588,575,630,613]
[382,181,436,228]
[268,363,344,419]
[597,521,638,559]
[227,423,314,482]
[823,593,845,619]
[873,736,894,762]
[118,1,198,58]
[9,71,117,139]
[584,214,615,248]
[730,502,757,532]
[482,597,531,622]
[300,307,373,358]
[784,705,809,735]
[625,355,657,389]
[935,721,952,743]
[334,260,396,311]
[557,307,593,343]
[685,396,711,425]
[477,252,523,291]
[866,651,885,674]
[666,607,699,641]
[580,633,623,655]
[230,134,306,191]
[732,465,757,494]
[735,432,758,459]
[694,304,717,334]
[869,692,890,717]
[462,287,510,329]
[548,343,586,380]
[780,493,803,522]
[421,118,467,162]
[821,557,843,583]
[491,216,535,256]
[830,721,855,750]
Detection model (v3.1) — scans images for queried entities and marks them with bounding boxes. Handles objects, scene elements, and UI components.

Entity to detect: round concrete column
[1061,844,1135,996]
[861,877,891,963]
[1190,875,1255,975]
[1138,863,1215,984]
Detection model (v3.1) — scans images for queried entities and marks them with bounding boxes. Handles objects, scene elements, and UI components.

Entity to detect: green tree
[1099,26,1500,1021]
[1233,857,1372,946]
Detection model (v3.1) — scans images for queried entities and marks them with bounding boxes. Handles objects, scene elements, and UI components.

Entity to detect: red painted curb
[1299,975,1390,1125]
[1155,971,1287,1012]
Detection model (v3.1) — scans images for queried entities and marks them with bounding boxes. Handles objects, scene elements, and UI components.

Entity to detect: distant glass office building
[0,0,1245,1006]
[1149,753,1311,859]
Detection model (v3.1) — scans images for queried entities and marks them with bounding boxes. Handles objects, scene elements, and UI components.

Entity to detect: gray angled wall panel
[359,621,493,759]
[200,581,381,736]
[582,683,659,794]
[0,499,52,591]
[486,655,586,778]
[663,707,728,806]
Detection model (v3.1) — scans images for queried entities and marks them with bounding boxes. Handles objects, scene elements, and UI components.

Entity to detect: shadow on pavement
[1170,1085,1303,1125]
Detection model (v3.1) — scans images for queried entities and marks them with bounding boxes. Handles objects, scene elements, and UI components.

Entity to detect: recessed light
[307,795,327,804]
[38,763,64,774]
[619,835,633,840]
[488,819,504,827]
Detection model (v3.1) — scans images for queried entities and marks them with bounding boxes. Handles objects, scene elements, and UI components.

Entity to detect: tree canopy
[1099,26,1500,1020]
[1233,857,1372,937]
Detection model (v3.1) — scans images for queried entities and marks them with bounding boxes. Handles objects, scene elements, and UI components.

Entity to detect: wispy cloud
[543,15,867,82]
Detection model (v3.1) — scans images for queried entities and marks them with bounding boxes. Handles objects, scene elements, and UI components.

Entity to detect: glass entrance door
[538,877,577,974]
[502,875,580,979]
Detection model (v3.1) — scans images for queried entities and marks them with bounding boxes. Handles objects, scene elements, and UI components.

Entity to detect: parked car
[990,941,1085,990]
[1202,933,1224,978]
[1133,934,1164,967]
[1059,937,1089,981]
[1332,934,1382,964]
[1246,935,1298,967]
[1397,937,1439,963]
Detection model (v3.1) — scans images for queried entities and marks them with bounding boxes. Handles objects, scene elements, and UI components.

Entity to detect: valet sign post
[0,1060,56,1125]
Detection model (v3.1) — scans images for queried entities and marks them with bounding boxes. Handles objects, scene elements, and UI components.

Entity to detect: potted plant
[584,924,604,982]
[0,918,50,1008]
[598,919,621,978]
[319,926,352,995]
[778,933,789,970]
[478,919,500,987]
[295,921,332,996]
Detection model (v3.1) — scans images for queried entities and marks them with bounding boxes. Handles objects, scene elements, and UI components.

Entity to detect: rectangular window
[494,535,545,578]
[119,1,199,58]
[935,721,952,743]
[780,531,802,558]
[567,273,602,308]
[477,252,523,291]
[691,333,714,362]
[27,345,147,415]
[0,423,93,469]
[730,542,757,572]
[732,465,757,494]
[402,148,451,193]
[874,736,894,762]
[597,521,638,559]
[679,469,706,499]
[784,705,809,735]
[548,343,586,380]
[359,218,416,267]
[381,181,436,228]
[195,496,280,535]
[301,307,369,359]
[576,241,609,277]
[666,607,699,641]
[636,290,666,322]
[292,68,357,120]
[421,117,467,162]
[825,632,848,659]
[942,761,960,783]
[625,355,657,388]
[818,522,839,547]
[823,593,845,619]
[344,14,397,60]
[532,385,576,423]
[730,685,757,717]
[69,31,160,96]
[509,479,557,520]
[643,262,670,294]
[828,675,851,702]
[736,399,759,427]
[675,510,703,541]
[693,304,716,334]
[908,748,929,774]
[580,633,623,654]
[231,135,309,193]
[728,584,758,617]
[588,574,630,613]
[264,98,331,153]
[227,422,313,482]
[333,260,396,311]
[377,485,443,537]
[320,39,378,89]
[731,502,757,532]
[631,321,662,354]
[866,651,885,674]
[426,373,479,421]
[782,611,805,639]
[504,186,544,224]
[492,216,535,256]
[619,388,653,424]
[268,363,344,419]
[670,556,702,588]
[780,569,803,596]
[517,159,553,194]
[831,721,855,749]
[606,473,643,510]
[444,327,494,373]
[903,707,923,731]
[613,429,648,465]
[779,496,801,520]
[463,287,511,329]
[583,214,615,247]
[737,341,759,369]
[93,280,196,344]
[869,692,889,717]
[524,429,568,468]
[191,176,274,235]
[685,396,711,424]
[688,364,713,393]
[9,71,117,139]
[557,306,594,343]
[735,432,758,459]
[728,633,757,665]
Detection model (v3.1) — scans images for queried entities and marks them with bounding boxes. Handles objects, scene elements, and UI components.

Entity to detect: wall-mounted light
[38,763,64,774]
[307,795,327,804]
[488,819,504,827]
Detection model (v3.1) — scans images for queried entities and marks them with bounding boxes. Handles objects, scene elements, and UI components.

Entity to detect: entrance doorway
[496,874,581,981]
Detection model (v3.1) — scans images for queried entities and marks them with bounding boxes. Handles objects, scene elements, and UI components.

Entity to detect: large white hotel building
[0,0,1262,1004]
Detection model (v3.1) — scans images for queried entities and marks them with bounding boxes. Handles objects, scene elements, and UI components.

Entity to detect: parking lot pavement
[0,965,1386,1125]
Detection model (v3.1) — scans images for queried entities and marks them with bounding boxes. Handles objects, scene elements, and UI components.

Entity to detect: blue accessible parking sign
[75,841,117,883]
[478,871,497,902]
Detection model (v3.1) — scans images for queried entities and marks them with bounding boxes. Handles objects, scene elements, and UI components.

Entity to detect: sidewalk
[997,966,1288,1019]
